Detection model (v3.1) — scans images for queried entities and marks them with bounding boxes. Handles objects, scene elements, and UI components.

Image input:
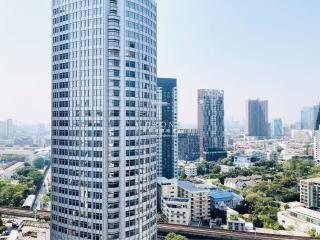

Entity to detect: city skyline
[1,0,320,125]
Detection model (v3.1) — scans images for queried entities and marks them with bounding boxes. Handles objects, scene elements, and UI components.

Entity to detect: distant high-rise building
[315,131,320,164]
[0,119,13,139]
[315,104,320,130]
[51,0,157,239]
[178,129,200,162]
[271,118,283,138]
[301,106,318,130]
[157,78,178,179]
[198,89,226,161]
[245,99,269,138]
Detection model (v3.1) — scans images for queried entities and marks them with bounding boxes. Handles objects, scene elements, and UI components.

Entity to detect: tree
[229,214,239,221]
[179,171,187,180]
[32,157,45,169]
[43,194,50,208]
[221,157,234,166]
[157,213,167,223]
[308,228,320,238]
[165,233,187,240]
[0,180,29,207]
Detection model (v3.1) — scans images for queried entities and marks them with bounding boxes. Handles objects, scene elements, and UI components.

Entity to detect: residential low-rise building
[209,190,243,211]
[226,208,253,232]
[233,154,254,169]
[278,206,320,235]
[224,175,262,189]
[157,177,178,211]
[220,165,236,173]
[157,177,210,224]
[227,217,246,231]
[184,164,197,177]
[161,197,191,225]
[245,150,268,161]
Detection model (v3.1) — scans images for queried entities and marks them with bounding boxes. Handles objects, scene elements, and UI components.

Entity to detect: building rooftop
[289,206,320,220]
[178,180,210,193]
[22,194,36,208]
[300,177,320,184]
[210,190,233,201]
[157,177,177,185]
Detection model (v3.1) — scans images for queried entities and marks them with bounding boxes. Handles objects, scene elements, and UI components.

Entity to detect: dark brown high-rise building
[198,89,226,161]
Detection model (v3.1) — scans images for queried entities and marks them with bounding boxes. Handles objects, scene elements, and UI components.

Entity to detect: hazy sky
[0,0,319,126]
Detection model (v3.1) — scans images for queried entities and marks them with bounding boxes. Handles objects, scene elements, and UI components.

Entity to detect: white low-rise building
[220,165,235,173]
[226,208,253,232]
[161,197,191,225]
[184,164,197,177]
[233,155,254,169]
[278,206,320,235]
[224,175,262,189]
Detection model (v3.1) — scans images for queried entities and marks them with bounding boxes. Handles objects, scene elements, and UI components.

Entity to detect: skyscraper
[315,104,320,131]
[178,129,200,162]
[157,78,178,179]
[245,99,269,139]
[301,106,318,130]
[0,119,13,139]
[51,1,157,239]
[271,118,283,139]
[198,89,226,161]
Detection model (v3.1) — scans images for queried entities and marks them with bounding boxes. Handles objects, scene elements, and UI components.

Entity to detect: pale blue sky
[0,0,319,125]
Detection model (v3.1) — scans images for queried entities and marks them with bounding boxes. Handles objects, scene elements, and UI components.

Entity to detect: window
[126,61,135,68]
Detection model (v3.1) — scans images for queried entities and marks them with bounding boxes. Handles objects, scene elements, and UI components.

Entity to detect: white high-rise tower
[51,0,157,239]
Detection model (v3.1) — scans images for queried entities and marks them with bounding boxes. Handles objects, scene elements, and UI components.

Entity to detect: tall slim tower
[157,78,178,179]
[301,105,318,130]
[245,99,269,139]
[271,118,283,139]
[51,0,157,239]
[315,104,320,130]
[198,89,226,161]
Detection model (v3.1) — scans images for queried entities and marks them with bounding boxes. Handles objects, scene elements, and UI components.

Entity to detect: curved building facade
[51,0,157,239]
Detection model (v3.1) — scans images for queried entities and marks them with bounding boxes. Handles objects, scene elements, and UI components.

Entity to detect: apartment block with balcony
[300,178,320,210]
[157,178,210,224]
[178,181,210,222]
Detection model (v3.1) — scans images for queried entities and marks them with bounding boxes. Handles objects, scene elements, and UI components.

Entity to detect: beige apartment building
[177,181,210,221]
[300,178,320,210]
[157,178,210,224]
[161,197,191,225]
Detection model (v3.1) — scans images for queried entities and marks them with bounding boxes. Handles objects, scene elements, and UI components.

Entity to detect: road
[34,166,51,210]
[7,230,18,240]
[0,162,24,179]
